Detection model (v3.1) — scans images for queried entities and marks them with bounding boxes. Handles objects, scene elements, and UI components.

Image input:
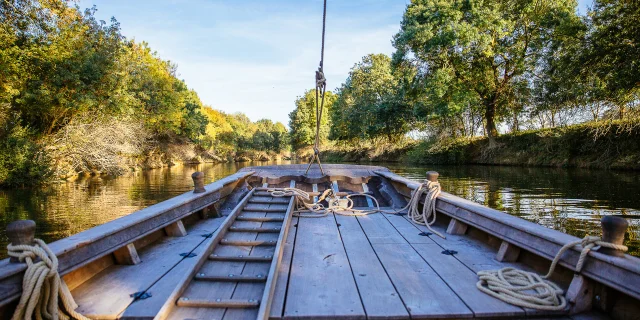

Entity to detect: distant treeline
[289,0,639,152]
[0,0,287,187]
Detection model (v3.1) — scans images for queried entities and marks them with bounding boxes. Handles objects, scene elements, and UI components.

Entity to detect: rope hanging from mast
[305,0,328,175]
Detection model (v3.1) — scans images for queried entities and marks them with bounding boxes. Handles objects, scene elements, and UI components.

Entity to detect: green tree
[331,54,413,141]
[288,89,336,151]
[393,0,580,143]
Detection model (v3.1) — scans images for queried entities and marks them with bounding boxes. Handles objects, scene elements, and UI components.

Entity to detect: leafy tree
[331,54,413,141]
[585,0,639,102]
[289,89,336,151]
[393,0,579,144]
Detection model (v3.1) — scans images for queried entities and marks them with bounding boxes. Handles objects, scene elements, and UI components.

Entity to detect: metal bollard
[6,220,36,263]
[600,215,628,257]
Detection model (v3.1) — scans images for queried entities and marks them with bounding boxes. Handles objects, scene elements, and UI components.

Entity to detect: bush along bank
[406,121,640,170]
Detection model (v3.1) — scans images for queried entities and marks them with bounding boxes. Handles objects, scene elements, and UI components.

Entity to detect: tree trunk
[484,100,498,146]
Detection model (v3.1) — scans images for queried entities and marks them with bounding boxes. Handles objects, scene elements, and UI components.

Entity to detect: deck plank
[223,201,283,320]
[405,218,569,317]
[372,243,473,319]
[120,218,226,319]
[166,211,265,319]
[269,217,298,320]
[72,217,225,319]
[382,214,526,317]
[334,215,409,319]
[284,215,365,319]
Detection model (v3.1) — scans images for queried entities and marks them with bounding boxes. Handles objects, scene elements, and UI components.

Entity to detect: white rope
[267,181,445,238]
[477,236,628,310]
[7,239,90,320]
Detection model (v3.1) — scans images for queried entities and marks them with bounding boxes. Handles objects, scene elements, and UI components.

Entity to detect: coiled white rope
[267,180,445,238]
[7,239,90,320]
[476,235,628,310]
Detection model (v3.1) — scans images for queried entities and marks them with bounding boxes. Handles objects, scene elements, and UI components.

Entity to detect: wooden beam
[566,274,594,314]
[164,220,187,237]
[113,244,141,265]
[496,241,521,262]
[446,219,468,235]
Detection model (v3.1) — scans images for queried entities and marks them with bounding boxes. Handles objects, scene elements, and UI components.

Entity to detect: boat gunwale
[0,170,254,307]
[374,169,640,301]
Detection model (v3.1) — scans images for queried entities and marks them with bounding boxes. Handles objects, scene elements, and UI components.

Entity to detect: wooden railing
[375,170,640,302]
[0,170,254,307]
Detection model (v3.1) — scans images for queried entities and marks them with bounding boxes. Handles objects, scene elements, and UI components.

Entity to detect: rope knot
[7,239,88,320]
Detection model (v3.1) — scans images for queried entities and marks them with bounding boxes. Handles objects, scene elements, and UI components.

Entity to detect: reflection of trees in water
[0,161,293,259]
[387,164,640,257]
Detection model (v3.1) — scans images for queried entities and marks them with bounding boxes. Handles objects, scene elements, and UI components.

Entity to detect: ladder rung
[209,254,273,262]
[220,239,277,246]
[177,298,260,308]
[249,199,289,204]
[236,216,284,222]
[229,226,281,233]
[242,207,287,213]
[195,273,267,282]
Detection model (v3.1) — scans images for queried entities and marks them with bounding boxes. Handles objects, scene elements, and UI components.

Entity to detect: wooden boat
[1,164,638,320]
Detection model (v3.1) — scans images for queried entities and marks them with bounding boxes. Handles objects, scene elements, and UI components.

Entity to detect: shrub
[0,125,52,187]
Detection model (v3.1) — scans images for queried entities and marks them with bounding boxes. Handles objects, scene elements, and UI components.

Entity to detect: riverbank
[319,121,640,170]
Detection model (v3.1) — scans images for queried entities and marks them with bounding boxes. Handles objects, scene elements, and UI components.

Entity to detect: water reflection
[0,162,638,258]
[0,161,292,257]
[384,164,640,256]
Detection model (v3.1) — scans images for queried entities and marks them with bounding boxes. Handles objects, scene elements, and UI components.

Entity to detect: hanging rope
[305,0,328,175]
[476,236,628,311]
[266,179,445,238]
[7,239,90,320]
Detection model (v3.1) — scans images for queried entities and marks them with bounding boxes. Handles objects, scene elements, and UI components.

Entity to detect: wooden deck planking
[352,211,473,319]
[269,217,298,320]
[120,218,226,319]
[223,213,283,320]
[166,205,268,319]
[371,243,473,319]
[284,214,365,319]
[381,213,526,317]
[72,217,225,319]
[334,214,409,319]
[356,213,407,244]
[405,218,568,317]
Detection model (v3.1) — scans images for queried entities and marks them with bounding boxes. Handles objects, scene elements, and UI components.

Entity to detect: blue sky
[79,0,593,125]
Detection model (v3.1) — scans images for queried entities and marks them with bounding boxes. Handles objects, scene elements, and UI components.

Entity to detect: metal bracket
[419,232,433,236]
[180,252,197,258]
[201,233,213,238]
[441,250,458,255]
[130,291,152,300]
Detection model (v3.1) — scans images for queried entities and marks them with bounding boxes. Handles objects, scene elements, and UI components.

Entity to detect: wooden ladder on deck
[156,187,295,320]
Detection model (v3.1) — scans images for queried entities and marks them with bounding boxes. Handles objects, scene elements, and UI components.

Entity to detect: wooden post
[496,241,521,262]
[113,243,141,265]
[165,220,188,237]
[566,274,594,314]
[600,215,628,257]
[446,219,468,235]
[6,220,36,263]
[192,171,206,193]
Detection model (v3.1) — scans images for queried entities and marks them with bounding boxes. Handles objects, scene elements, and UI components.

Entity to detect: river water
[1,161,638,258]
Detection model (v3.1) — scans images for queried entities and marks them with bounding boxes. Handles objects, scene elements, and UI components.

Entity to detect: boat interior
[0,164,638,320]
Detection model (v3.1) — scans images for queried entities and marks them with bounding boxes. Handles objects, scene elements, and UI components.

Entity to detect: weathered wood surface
[284,212,365,319]
[73,217,225,319]
[334,214,409,319]
[0,171,253,307]
[156,189,257,319]
[374,169,640,301]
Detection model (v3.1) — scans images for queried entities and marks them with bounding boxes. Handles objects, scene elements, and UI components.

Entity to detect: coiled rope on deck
[476,236,628,310]
[267,179,445,238]
[7,239,89,320]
